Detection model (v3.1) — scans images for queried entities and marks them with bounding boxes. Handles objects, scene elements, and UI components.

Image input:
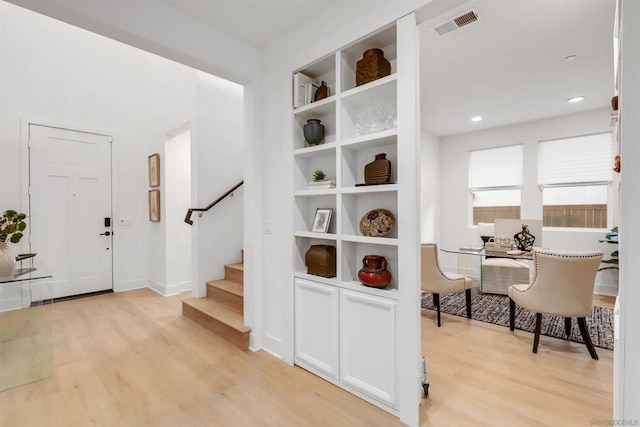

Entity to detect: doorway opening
[165,127,192,294]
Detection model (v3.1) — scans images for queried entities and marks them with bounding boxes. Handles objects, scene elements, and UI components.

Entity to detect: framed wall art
[149,190,160,222]
[148,153,160,187]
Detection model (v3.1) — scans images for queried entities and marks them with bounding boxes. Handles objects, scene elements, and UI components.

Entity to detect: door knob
[99,231,111,236]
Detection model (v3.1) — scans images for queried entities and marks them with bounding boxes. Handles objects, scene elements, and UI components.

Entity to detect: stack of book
[307,180,336,189]
[294,72,320,108]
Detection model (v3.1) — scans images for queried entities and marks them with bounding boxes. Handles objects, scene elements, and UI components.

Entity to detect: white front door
[29,124,113,299]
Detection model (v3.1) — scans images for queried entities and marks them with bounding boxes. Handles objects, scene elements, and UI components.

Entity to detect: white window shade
[538,133,612,185]
[469,145,523,188]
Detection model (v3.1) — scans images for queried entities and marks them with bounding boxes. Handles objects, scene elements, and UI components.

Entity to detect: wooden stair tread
[207,279,243,297]
[226,263,244,272]
[182,297,250,333]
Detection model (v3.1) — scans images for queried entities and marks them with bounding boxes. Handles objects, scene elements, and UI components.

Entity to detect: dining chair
[508,249,603,359]
[421,243,474,327]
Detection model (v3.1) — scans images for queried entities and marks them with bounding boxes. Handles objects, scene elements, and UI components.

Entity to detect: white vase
[0,242,16,277]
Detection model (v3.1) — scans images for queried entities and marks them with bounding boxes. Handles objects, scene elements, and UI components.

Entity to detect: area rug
[421,289,614,350]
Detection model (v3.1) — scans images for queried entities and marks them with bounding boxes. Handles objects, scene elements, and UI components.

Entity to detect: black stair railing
[184,180,244,225]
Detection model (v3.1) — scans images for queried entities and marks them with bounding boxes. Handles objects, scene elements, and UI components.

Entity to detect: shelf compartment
[341,235,398,245]
[294,150,336,192]
[294,103,337,150]
[341,184,398,195]
[294,236,339,279]
[341,128,397,149]
[294,272,340,287]
[340,79,397,140]
[340,280,399,300]
[294,194,337,234]
[294,54,337,110]
[341,241,398,291]
[341,192,398,239]
[340,24,397,93]
[295,189,338,197]
[294,142,337,157]
[341,142,398,189]
[295,231,338,240]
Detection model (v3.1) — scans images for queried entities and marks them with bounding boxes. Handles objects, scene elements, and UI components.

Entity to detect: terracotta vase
[314,81,329,102]
[303,119,325,145]
[358,255,392,288]
[355,48,391,87]
[364,153,391,184]
[0,242,16,277]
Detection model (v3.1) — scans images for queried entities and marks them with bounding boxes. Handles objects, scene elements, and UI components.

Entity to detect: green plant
[312,169,326,182]
[0,210,27,244]
[598,226,618,271]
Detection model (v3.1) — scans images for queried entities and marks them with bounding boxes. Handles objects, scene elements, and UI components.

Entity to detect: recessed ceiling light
[567,96,585,103]
[565,55,578,61]
[471,116,483,122]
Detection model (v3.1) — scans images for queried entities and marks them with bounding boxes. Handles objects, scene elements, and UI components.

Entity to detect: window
[538,132,613,228]
[469,145,523,225]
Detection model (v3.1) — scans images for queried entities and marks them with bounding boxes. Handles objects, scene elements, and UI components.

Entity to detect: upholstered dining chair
[421,243,474,327]
[508,249,603,360]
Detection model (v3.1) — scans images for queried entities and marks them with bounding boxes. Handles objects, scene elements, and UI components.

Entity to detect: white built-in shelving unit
[291,15,421,424]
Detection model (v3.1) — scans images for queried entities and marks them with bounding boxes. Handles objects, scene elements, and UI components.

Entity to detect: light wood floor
[420,294,614,426]
[0,289,613,426]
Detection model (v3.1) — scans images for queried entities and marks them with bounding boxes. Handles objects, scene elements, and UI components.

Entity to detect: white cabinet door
[340,290,397,407]
[294,279,339,380]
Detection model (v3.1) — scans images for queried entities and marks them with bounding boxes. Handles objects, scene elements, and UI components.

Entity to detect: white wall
[420,129,440,243]
[165,129,192,294]
[437,107,617,294]
[191,72,244,298]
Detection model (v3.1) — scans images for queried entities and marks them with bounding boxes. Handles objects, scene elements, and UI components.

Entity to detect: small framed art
[148,153,160,187]
[311,208,333,233]
[149,190,160,222]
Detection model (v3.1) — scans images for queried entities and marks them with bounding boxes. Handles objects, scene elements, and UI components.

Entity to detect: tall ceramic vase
[0,242,16,277]
[303,119,325,145]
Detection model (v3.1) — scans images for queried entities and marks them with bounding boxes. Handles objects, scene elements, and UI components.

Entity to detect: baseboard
[249,331,262,352]
[116,279,149,292]
[261,333,283,360]
[595,282,618,297]
[0,296,24,312]
[164,281,192,296]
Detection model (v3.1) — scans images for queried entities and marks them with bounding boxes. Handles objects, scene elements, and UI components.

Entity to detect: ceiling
[419,0,615,136]
[6,0,616,137]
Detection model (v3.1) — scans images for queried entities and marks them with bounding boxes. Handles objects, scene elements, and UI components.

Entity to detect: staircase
[182,258,250,350]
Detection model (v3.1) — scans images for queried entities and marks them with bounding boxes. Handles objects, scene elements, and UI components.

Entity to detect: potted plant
[598,226,619,271]
[0,210,27,277]
[307,169,335,189]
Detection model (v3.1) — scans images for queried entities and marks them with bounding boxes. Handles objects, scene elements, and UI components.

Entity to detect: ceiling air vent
[432,10,480,37]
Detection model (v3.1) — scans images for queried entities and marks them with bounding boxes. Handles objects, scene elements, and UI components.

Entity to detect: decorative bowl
[359,209,395,237]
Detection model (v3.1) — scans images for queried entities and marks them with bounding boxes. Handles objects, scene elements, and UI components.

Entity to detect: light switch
[263,220,273,234]
[120,218,132,226]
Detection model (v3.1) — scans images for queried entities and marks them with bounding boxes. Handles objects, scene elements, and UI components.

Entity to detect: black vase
[303,119,325,145]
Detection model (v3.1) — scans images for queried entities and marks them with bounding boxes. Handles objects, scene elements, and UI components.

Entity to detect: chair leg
[433,293,441,327]
[564,317,572,337]
[532,313,542,354]
[465,288,472,319]
[509,298,515,331]
[577,317,599,360]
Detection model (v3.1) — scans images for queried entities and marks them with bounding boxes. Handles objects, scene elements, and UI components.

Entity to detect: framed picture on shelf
[148,153,160,187]
[149,190,160,222]
[311,208,333,233]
